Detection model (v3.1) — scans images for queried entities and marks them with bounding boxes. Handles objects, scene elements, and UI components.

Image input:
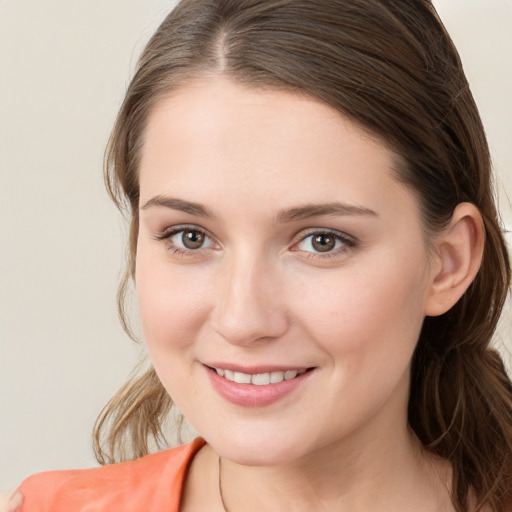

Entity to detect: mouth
[205,364,316,407]
[206,366,314,385]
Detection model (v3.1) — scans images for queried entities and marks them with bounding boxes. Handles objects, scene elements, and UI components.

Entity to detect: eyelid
[154,224,219,253]
[153,224,356,259]
[291,228,357,256]
[155,223,208,239]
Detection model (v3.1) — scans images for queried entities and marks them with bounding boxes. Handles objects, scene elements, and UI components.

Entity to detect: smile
[206,364,315,407]
[212,367,308,385]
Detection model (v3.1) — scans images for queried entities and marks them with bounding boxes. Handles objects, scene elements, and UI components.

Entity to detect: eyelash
[154,225,356,259]
[154,225,215,257]
[292,229,356,259]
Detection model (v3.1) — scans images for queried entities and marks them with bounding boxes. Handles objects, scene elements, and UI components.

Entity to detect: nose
[210,254,289,346]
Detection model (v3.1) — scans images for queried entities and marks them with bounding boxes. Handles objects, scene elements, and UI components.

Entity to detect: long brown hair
[94,1,512,510]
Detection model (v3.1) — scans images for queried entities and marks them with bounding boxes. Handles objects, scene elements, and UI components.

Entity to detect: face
[136,77,435,466]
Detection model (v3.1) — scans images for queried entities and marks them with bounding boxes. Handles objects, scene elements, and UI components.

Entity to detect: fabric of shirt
[17,437,206,512]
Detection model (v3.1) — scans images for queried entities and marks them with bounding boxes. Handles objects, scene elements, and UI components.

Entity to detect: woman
[11,0,512,511]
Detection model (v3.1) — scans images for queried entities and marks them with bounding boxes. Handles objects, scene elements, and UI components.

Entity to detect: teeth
[233,371,252,384]
[270,371,284,384]
[252,373,270,386]
[214,367,307,385]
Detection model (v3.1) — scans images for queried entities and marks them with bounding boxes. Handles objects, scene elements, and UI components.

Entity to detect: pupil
[312,234,335,252]
[182,230,204,249]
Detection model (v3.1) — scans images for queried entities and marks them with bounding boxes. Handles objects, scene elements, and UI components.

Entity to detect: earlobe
[424,203,485,317]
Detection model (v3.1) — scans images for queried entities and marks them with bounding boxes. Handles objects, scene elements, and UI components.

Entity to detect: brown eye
[161,226,215,253]
[182,230,205,249]
[295,230,353,256]
[312,234,336,252]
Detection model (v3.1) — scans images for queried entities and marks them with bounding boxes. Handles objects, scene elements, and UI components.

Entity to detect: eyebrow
[276,202,378,223]
[140,196,377,222]
[140,196,215,219]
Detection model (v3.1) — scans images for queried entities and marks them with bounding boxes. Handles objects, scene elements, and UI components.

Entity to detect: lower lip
[206,367,313,407]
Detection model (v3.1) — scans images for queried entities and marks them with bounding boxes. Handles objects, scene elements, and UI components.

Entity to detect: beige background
[0,0,510,491]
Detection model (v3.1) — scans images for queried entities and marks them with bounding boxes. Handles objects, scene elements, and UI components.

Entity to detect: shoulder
[15,437,205,512]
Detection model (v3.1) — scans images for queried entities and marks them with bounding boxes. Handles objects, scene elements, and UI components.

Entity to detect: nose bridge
[211,248,288,345]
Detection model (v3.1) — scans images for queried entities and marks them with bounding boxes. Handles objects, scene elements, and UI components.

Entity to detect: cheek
[288,256,428,364]
[135,250,211,353]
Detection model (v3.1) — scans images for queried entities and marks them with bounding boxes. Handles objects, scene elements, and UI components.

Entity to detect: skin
[136,78,484,512]
[0,491,23,512]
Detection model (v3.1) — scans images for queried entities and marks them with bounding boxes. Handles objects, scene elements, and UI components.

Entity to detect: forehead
[138,77,414,220]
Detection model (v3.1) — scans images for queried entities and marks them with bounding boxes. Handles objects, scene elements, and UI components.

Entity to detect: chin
[201,426,311,467]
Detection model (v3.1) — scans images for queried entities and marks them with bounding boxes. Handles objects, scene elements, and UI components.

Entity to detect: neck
[181,374,454,512]
[215,408,453,512]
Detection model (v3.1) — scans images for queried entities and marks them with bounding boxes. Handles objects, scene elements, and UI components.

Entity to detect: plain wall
[0,0,510,491]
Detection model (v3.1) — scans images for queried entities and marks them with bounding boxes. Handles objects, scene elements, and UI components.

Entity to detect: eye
[295,230,355,255]
[155,226,216,253]
[172,229,212,250]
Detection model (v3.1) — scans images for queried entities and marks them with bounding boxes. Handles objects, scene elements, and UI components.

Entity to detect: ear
[424,202,485,317]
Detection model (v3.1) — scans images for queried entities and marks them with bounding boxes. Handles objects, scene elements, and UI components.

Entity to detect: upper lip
[204,363,314,374]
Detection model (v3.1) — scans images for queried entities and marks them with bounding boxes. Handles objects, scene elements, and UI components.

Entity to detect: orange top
[17,437,205,512]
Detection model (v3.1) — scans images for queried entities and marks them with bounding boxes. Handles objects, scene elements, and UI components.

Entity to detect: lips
[205,364,315,407]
